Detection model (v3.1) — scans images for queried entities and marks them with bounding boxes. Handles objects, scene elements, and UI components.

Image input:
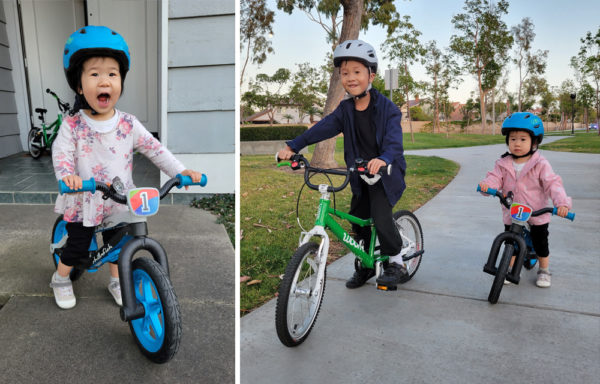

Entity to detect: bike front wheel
[393,210,424,280]
[129,257,181,363]
[28,128,44,159]
[488,243,513,304]
[275,242,326,347]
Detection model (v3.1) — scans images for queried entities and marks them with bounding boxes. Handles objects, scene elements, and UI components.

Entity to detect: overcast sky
[243,0,600,103]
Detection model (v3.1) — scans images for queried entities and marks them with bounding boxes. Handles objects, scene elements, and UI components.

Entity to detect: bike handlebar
[276,153,390,193]
[58,173,208,203]
[46,88,71,114]
[476,185,575,221]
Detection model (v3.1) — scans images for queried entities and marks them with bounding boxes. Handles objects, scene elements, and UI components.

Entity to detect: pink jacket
[482,151,572,225]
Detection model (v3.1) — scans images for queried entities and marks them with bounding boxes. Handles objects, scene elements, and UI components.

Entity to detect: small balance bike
[477,185,574,304]
[52,174,206,362]
[28,88,71,159]
[275,154,424,346]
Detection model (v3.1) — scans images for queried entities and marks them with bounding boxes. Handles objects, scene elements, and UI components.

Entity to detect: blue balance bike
[477,186,574,304]
[51,174,207,363]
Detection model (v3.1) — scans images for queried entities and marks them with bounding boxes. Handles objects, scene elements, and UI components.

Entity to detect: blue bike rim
[131,268,165,353]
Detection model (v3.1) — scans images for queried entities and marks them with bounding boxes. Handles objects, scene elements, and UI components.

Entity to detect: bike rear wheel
[393,210,424,280]
[28,128,44,159]
[129,257,181,363]
[488,243,513,304]
[275,242,325,347]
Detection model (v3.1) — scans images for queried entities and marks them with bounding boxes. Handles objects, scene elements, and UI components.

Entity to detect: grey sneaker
[108,280,123,306]
[50,273,76,309]
[536,270,551,288]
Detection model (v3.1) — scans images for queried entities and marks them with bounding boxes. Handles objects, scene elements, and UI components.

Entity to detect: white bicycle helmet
[333,40,378,74]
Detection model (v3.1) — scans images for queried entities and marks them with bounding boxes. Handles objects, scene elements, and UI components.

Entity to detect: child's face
[340,60,374,97]
[508,130,533,157]
[79,57,121,120]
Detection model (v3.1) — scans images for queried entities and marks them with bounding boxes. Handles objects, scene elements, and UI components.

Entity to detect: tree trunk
[491,89,496,135]
[310,0,364,168]
[478,70,487,134]
[434,73,439,133]
[405,63,415,143]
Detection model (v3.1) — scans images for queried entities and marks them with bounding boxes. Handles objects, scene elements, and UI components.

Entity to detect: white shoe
[536,270,551,288]
[50,273,76,309]
[108,280,123,306]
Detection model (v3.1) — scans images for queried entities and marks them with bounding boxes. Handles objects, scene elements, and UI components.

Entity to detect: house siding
[0,2,20,159]
[167,0,235,193]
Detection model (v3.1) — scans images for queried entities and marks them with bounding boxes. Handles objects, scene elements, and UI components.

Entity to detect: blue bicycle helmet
[63,25,130,92]
[501,112,544,143]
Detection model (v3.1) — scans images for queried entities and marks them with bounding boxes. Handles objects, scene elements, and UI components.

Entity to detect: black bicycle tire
[128,257,181,363]
[28,128,44,159]
[275,242,326,347]
[393,210,424,280]
[51,215,64,269]
[488,243,513,304]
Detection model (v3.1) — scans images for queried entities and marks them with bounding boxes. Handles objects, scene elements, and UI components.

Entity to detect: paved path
[0,205,234,384]
[241,138,600,384]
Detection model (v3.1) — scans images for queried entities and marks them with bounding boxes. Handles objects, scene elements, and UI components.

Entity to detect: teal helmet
[63,25,130,92]
[501,112,544,144]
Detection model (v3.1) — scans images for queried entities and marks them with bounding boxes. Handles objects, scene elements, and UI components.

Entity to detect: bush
[240,125,309,141]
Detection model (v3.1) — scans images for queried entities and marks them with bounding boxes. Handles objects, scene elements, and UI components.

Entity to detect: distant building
[243,104,320,125]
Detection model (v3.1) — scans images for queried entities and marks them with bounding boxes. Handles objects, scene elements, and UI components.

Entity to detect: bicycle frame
[299,184,382,270]
[39,114,62,149]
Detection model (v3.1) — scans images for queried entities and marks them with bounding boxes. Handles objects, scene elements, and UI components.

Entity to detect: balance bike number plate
[127,188,160,216]
[510,203,532,223]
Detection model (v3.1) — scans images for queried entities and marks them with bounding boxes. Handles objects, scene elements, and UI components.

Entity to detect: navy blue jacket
[287,88,406,206]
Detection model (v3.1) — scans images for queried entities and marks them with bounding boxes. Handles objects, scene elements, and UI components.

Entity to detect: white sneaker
[536,270,551,288]
[50,273,76,309]
[108,280,123,306]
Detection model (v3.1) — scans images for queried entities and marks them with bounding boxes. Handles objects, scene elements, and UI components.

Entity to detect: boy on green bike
[50,26,203,309]
[278,40,408,288]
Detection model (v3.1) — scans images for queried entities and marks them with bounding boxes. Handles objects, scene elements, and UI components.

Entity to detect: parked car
[589,123,598,130]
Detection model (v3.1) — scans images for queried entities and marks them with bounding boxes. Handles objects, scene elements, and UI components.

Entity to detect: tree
[511,17,548,112]
[450,0,513,134]
[287,62,328,124]
[573,28,600,135]
[240,0,275,89]
[276,0,400,167]
[243,68,291,125]
[382,15,425,143]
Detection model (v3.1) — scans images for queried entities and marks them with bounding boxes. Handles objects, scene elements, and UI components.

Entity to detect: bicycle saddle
[35,108,47,114]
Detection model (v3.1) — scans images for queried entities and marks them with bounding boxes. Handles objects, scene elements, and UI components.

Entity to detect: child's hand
[479,182,489,193]
[367,158,386,175]
[181,169,204,191]
[556,206,569,217]
[62,175,83,191]
[277,146,295,161]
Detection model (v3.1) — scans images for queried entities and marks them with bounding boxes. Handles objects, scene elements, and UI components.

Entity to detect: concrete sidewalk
[0,204,234,383]
[241,137,600,383]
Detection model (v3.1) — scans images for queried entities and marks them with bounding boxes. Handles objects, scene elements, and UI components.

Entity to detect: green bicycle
[275,154,424,347]
[28,88,71,159]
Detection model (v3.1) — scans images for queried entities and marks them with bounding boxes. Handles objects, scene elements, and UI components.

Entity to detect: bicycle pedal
[376,284,397,291]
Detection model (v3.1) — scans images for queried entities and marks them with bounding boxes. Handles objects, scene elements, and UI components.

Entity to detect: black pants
[505,223,550,257]
[61,222,118,267]
[349,179,403,257]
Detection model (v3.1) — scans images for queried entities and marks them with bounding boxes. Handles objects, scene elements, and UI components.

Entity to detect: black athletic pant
[504,223,550,257]
[349,179,403,257]
[61,222,119,267]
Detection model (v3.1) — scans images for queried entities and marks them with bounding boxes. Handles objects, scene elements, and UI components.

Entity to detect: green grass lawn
[240,149,459,315]
[540,131,600,153]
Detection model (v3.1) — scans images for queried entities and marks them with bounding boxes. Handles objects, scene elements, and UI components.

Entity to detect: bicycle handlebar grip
[476,184,498,196]
[58,178,96,195]
[176,173,207,188]
[552,207,575,221]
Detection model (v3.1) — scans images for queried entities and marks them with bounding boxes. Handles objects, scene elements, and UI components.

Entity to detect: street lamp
[570,93,576,134]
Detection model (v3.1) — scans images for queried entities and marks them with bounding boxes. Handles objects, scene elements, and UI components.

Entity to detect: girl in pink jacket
[479,112,571,288]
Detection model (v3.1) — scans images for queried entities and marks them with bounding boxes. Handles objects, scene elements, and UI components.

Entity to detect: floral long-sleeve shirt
[52,110,185,226]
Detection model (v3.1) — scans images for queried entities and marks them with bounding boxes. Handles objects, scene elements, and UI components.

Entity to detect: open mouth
[97,93,111,108]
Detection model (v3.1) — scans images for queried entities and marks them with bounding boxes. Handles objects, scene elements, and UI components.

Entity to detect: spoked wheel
[28,128,44,159]
[129,257,181,363]
[50,215,84,281]
[393,210,424,280]
[275,242,326,347]
[488,243,513,304]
